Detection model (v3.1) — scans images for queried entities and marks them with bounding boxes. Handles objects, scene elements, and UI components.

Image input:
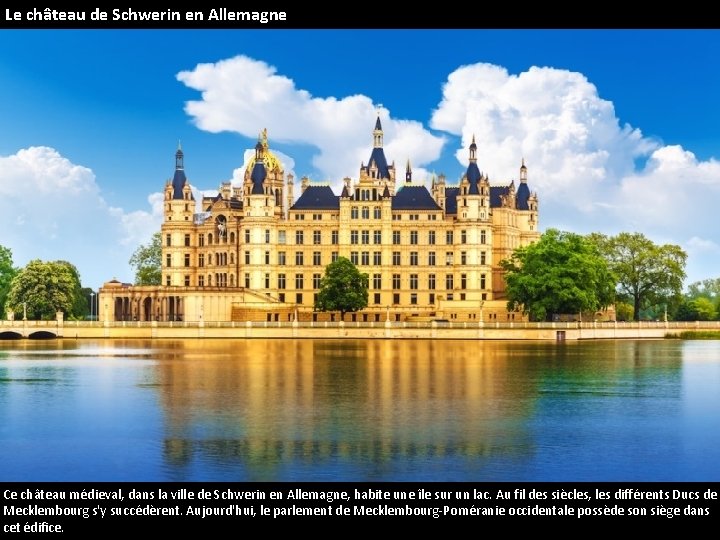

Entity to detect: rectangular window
[361,251,370,265]
[392,274,401,289]
[461,230,467,244]
[393,293,400,304]
[313,273,322,289]
[350,252,359,265]
[351,207,359,219]
[166,234,171,247]
[278,273,286,289]
[312,213,322,221]
[245,251,250,265]
[373,251,382,265]
[265,251,270,265]
[446,231,454,245]
[392,251,401,265]
[461,274,467,290]
[361,206,370,219]
[374,207,382,219]
[428,251,436,266]
[331,251,339,262]
[410,293,417,305]
[295,251,304,265]
[278,251,286,265]
[295,230,304,245]
[166,254,171,267]
[410,231,418,245]
[428,274,436,290]
[481,273,486,289]
[265,273,270,288]
[361,230,370,244]
[374,293,381,304]
[198,275,205,287]
[296,293,303,304]
[429,293,435,304]
[279,293,285,303]
[184,234,190,247]
[446,252,454,266]
[244,273,250,288]
[265,229,271,243]
[428,231,435,245]
[373,230,382,244]
[480,251,486,265]
[480,230,486,244]
[446,274,454,290]
[373,273,382,289]
[392,231,401,245]
[199,234,205,247]
[313,251,322,266]
[184,254,190,267]
[166,275,171,286]
[331,230,339,245]
[245,229,251,244]
[410,274,418,290]
[278,230,286,244]
[461,251,467,265]
[295,274,304,289]
[409,252,418,266]
[184,275,190,286]
[199,254,205,268]
[350,230,359,244]
[313,230,322,245]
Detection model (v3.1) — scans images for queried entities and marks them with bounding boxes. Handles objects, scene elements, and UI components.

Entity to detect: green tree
[614,301,634,322]
[129,232,162,285]
[686,278,720,300]
[676,297,716,321]
[0,245,18,319]
[6,260,84,320]
[314,257,369,321]
[500,229,616,321]
[591,232,687,321]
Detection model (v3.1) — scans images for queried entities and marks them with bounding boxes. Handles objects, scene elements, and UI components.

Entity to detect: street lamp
[23,302,27,321]
[90,292,95,322]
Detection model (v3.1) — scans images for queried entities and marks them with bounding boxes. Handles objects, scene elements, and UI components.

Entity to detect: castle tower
[162,142,195,287]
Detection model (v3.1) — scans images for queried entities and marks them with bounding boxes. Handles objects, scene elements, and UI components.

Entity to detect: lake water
[0,338,718,482]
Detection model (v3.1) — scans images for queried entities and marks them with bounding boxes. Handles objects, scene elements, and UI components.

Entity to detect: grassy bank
[666,330,720,340]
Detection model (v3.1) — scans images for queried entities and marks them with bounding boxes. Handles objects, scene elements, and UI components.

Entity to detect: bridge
[1,319,719,341]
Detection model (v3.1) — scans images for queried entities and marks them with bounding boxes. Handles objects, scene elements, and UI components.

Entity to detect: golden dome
[246,128,282,172]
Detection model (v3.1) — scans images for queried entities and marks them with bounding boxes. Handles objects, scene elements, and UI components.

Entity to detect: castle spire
[405,159,412,183]
[175,141,184,170]
[520,158,528,183]
[373,112,383,148]
[469,134,477,163]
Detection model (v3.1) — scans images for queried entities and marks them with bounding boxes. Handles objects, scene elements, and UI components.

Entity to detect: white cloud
[177,55,445,189]
[686,236,719,252]
[431,62,720,284]
[0,147,160,289]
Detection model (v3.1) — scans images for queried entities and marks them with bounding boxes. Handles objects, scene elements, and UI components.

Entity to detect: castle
[99,117,539,323]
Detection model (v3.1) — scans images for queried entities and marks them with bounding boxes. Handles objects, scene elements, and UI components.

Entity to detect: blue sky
[1,29,719,290]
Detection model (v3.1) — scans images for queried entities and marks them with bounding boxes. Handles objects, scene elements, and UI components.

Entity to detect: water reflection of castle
[154,339,537,473]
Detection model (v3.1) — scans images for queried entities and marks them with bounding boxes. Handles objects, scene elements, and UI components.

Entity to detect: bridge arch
[28,331,57,340]
[0,331,22,340]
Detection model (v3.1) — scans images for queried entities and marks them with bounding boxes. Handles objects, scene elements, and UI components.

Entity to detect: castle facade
[100,117,539,324]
